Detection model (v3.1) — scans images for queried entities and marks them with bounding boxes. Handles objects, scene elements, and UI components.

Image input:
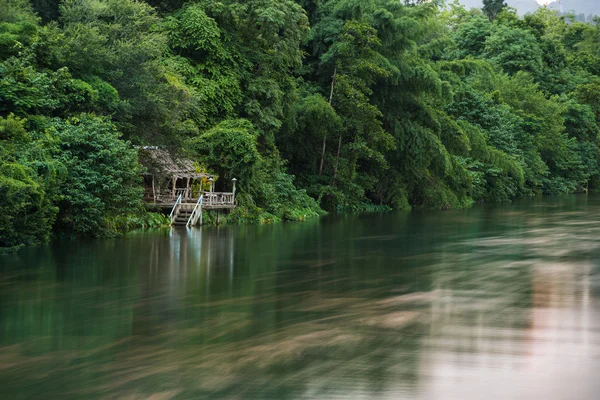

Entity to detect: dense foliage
[2,0,600,250]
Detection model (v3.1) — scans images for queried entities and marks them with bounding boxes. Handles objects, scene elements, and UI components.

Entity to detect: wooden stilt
[151,175,156,202]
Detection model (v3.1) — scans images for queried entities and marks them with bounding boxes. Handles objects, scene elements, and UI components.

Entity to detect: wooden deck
[146,191,236,210]
[146,191,236,227]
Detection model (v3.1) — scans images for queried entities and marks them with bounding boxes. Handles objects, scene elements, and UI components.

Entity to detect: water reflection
[1,196,600,399]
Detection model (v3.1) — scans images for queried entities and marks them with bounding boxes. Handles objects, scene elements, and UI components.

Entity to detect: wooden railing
[155,189,198,203]
[169,194,183,225]
[203,192,235,207]
[187,195,203,228]
[155,190,235,206]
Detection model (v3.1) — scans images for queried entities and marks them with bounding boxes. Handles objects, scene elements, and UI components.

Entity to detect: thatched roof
[138,147,207,180]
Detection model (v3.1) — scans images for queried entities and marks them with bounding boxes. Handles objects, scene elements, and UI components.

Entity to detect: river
[1,195,600,399]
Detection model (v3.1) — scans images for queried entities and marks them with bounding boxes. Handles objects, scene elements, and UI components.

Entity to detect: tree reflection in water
[1,195,600,399]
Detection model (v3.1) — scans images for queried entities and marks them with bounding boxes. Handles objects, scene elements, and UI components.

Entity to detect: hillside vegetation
[2,0,600,251]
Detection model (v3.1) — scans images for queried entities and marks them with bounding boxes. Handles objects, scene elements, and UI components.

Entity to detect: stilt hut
[138,147,208,205]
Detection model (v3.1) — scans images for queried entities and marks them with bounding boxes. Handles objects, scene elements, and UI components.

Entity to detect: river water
[1,195,600,399]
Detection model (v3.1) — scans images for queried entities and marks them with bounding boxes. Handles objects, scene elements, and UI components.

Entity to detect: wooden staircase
[168,192,235,228]
[172,204,194,226]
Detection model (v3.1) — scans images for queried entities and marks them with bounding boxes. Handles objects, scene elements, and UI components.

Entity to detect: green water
[1,195,600,399]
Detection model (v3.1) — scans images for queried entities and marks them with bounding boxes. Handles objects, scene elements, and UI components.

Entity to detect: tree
[55,0,198,146]
[277,93,342,179]
[0,0,39,59]
[30,0,60,22]
[450,14,492,59]
[163,3,243,130]
[48,115,143,236]
[0,114,59,251]
[189,119,321,220]
[482,0,507,22]
[483,25,543,76]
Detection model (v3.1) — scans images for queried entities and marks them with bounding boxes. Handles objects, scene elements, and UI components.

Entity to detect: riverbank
[3,192,591,255]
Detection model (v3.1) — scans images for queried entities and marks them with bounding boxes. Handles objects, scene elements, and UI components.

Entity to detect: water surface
[1,195,600,399]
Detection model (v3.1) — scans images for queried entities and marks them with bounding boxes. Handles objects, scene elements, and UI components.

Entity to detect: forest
[2,0,600,251]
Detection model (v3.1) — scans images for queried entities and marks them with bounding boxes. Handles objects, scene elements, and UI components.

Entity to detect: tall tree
[483,0,507,22]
